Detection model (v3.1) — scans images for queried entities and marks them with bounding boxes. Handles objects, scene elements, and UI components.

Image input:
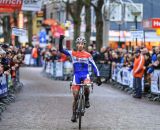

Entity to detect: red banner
[0,0,22,12]
[152,18,160,29]
[0,8,14,13]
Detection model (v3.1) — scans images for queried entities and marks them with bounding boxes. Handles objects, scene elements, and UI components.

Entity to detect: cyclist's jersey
[61,49,100,76]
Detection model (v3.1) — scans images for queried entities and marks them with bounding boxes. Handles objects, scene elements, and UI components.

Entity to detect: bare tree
[3,16,11,44]
[66,0,83,49]
[52,0,92,50]
[26,11,33,46]
[91,0,104,51]
[83,0,91,49]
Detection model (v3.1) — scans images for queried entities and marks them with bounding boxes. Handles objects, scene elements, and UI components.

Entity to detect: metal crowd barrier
[0,74,8,99]
[24,54,32,66]
[0,69,23,118]
[44,61,112,82]
[43,61,111,81]
[111,64,144,92]
[110,63,160,102]
[96,63,111,82]
[150,70,160,101]
[44,61,73,81]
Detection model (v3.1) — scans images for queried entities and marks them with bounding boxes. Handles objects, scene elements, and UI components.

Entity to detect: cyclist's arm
[89,56,100,77]
[59,36,71,56]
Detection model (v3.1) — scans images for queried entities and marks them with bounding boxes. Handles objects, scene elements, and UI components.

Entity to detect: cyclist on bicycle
[59,35,102,122]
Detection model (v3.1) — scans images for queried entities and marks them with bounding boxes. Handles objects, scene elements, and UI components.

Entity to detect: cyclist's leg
[71,74,80,122]
[82,74,91,108]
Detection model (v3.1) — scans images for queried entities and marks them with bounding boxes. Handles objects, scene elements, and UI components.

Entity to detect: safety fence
[24,54,43,67]
[111,64,144,92]
[43,61,73,81]
[24,54,31,66]
[0,68,23,120]
[43,61,112,82]
[111,64,160,101]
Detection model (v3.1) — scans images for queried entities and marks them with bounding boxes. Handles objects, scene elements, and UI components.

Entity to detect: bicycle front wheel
[78,95,83,129]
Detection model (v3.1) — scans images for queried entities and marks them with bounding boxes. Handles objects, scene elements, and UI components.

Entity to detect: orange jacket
[133,54,145,78]
[32,48,38,58]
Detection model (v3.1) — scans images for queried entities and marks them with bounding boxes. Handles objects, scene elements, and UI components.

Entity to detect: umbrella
[43,19,58,26]
[51,25,65,38]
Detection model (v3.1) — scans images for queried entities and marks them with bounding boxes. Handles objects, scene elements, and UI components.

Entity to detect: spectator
[37,44,42,67]
[132,48,145,99]
[31,44,42,67]
[50,47,59,62]
[97,47,107,64]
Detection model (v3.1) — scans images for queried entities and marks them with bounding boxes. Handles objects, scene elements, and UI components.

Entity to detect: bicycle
[70,81,93,129]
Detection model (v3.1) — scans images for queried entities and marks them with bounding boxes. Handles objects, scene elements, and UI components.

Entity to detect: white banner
[151,70,160,93]
[122,68,130,86]
[46,62,51,74]
[19,35,29,43]
[12,27,27,37]
[117,69,123,84]
[55,62,63,77]
[129,70,134,88]
[24,54,31,65]
[130,31,144,39]
[22,0,42,11]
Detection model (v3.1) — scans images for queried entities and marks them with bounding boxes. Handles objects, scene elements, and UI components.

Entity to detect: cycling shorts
[72,73,90,91]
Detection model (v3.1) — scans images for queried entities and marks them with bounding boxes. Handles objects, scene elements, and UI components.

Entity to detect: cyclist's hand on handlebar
[60,35,65,40]
[96,76,102,86]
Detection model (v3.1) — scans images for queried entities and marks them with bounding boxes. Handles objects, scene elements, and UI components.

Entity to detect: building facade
[44,0,160,49]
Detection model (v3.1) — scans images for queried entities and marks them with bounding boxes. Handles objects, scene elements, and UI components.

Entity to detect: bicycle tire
[78,94,82,129]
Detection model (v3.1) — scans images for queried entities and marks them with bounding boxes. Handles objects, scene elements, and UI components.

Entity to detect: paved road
[0,67,160,130]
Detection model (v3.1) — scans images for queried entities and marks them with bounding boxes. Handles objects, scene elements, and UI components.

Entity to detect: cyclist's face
[77,42,85,51]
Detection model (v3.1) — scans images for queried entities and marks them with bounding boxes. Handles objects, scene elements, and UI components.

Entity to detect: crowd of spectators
[87,44,160,98]
[0,43,25,99]
[25,42,160,98]
[35,42,160,76]
[0,44,25,79]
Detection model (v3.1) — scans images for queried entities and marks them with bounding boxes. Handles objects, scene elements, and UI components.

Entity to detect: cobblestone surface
[0,67,160,130]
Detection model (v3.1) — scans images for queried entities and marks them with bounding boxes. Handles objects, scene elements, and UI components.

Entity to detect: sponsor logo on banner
[0,0,22,12]
[152,18,160,29]
[12,27,27,37]
[22,0,42,11]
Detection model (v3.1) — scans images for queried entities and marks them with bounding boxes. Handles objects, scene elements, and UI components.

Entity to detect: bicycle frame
[72,82,93,129]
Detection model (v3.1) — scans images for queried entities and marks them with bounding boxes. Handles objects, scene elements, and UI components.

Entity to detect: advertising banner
[151,70,160,93]
[55,62,63,77]
[0,0,22,12]
[22,0,42,11]
[122,68,130,86]
[130,31,144,39]
[152,18,160,29]
[12,27,27,37]
[0,74,8,96]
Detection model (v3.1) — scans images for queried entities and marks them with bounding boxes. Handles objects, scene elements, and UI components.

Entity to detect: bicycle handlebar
[71,82,93,86]
[69,81,94,93]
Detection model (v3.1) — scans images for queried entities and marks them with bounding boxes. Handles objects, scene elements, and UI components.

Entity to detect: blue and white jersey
[61,49,100,76]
